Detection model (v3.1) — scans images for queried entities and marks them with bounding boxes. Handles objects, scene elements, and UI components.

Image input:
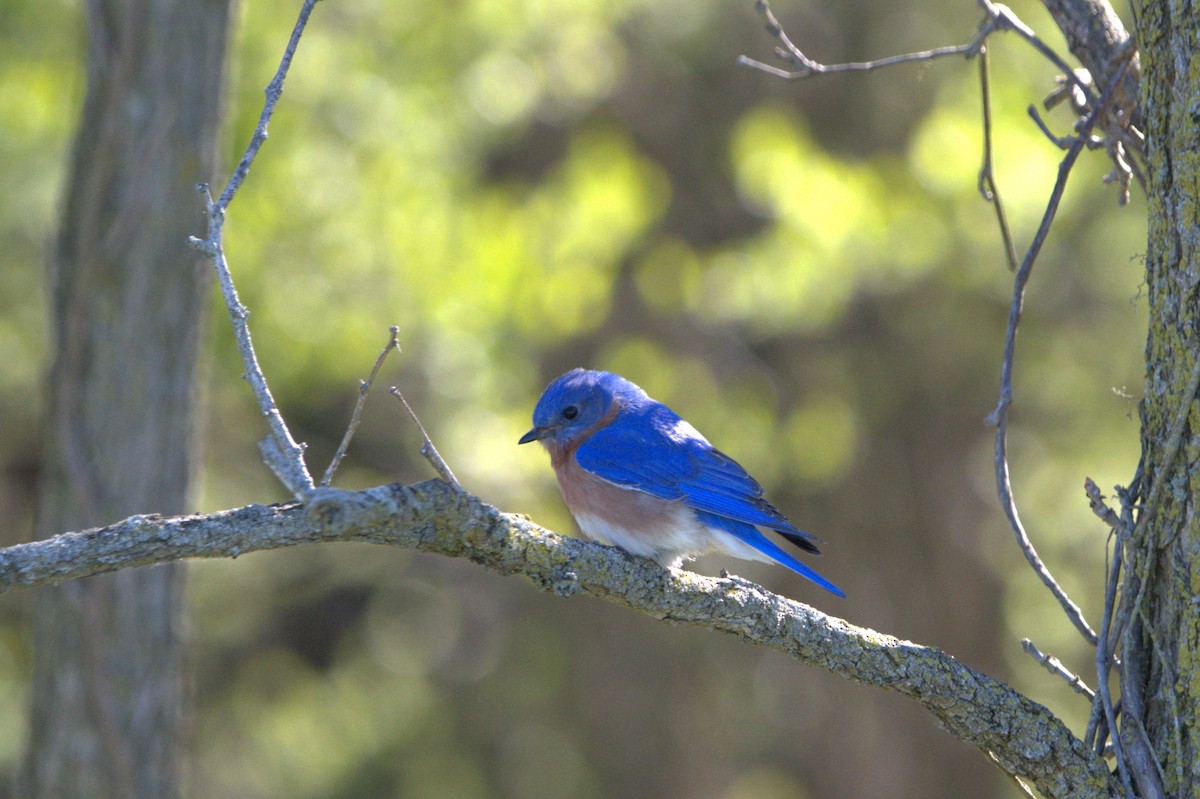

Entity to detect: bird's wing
[575,404,821,551]
[572,408,687,501]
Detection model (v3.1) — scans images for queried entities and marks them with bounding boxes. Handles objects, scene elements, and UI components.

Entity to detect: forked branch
[739,0,1093,103]
[187,0,323,498]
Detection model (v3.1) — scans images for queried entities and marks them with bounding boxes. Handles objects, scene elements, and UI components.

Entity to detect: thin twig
[389,386,460,489]
[737,41,981,79]
[1093,532,1124,763]
[976,47,1019,271]
[1028,105,1079,150]
[1084,477,1124,531]
[1116,127,1148,195]
[740,0,1150,211]
[1104,140,1134,206]
[321,326,402,487]
[191,183,314,498]
[186,0,322,499]
[1084,474,1135,755]
[216,0,321,214]
[739,0,1095,106]
[980,0,1096,104]
[738,0,988,79]
[986,56,1135,648]
[1088,470,1138,765]
[1021,638,1095,700]
[1043,67,1091,115]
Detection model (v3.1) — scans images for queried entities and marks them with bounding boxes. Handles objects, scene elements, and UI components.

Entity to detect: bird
[518,368,844,597]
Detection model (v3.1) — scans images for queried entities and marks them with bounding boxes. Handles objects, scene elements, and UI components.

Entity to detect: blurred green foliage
[0,0,1146,796]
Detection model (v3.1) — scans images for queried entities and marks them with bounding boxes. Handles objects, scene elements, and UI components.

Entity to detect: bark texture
[1040,0,1139,117]
[21,0,232,796]
[1125,2,1200,796]
[0,481,1121,798]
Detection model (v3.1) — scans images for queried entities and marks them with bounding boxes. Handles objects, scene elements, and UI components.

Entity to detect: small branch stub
[389,386,460,489]
[321,326,402,487]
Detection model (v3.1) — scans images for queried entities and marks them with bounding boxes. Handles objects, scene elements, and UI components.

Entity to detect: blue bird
[519,369,844,597]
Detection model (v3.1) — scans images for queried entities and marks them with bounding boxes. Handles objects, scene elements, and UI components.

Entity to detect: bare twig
[741,0,1145,209]
[389,386,460,489]
[739,0,1094,105]
[1021,638,1095,700]
[1114,127,1147,195]
[1096,613,1134,796]
[191,182,312,497]
[1043,67,1093,115]
[321,327,402,487]
[976,47,1019,271]
[1084,477,1124,531]
[1087,473,1140,766]
[1029,104,1084,150]
[1039,0,1140,131]
[737,36,981,79]
[1104,139,1134,205]
[1083,474,1135,762]
[186,0,322,499]
[215,0,321,213]
[1091,547,1123,760]
[737,0,986,79]
[257,436,312,499]
[986,55,1135,648]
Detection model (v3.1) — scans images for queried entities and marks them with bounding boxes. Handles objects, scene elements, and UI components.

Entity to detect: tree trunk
[1126,2,1200,796]
[21,0,232,796]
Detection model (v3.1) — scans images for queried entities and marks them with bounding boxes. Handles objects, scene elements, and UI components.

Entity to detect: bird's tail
[755,534,846,598]
[699,511,845,597]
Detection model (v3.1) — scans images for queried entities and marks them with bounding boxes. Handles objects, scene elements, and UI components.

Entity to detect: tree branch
[321,326,401,487]
[187,0,323,498]
[740,0,1095,102]
[0,480,1117,798]
[1039,0,1139,121]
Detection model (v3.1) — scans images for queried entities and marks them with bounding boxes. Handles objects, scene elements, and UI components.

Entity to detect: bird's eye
[562,405,579,420]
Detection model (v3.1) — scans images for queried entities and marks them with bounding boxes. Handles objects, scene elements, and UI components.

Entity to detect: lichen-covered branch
[0,481,1117,797]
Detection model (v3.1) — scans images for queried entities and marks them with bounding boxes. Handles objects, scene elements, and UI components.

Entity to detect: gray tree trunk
[1121,2,1200,796]
[21,0,232,796]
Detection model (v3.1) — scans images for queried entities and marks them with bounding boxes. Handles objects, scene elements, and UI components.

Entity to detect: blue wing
[575,402,812,539]
[575,402,842,596]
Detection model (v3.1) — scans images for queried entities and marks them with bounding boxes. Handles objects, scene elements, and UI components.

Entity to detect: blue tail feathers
[699,511,845,597]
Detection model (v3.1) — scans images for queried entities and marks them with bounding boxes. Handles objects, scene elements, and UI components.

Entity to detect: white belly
[573,507,773,569]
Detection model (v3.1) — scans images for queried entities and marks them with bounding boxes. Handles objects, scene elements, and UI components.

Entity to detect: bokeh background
[0,0,1146,796]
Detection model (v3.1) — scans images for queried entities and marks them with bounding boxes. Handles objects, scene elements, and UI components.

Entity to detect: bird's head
[519,368,645,448]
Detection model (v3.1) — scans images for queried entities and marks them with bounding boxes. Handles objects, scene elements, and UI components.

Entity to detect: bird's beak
[518,425,551,445]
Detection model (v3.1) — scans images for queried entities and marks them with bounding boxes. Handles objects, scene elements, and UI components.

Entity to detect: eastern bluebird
[519,368,844,597]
